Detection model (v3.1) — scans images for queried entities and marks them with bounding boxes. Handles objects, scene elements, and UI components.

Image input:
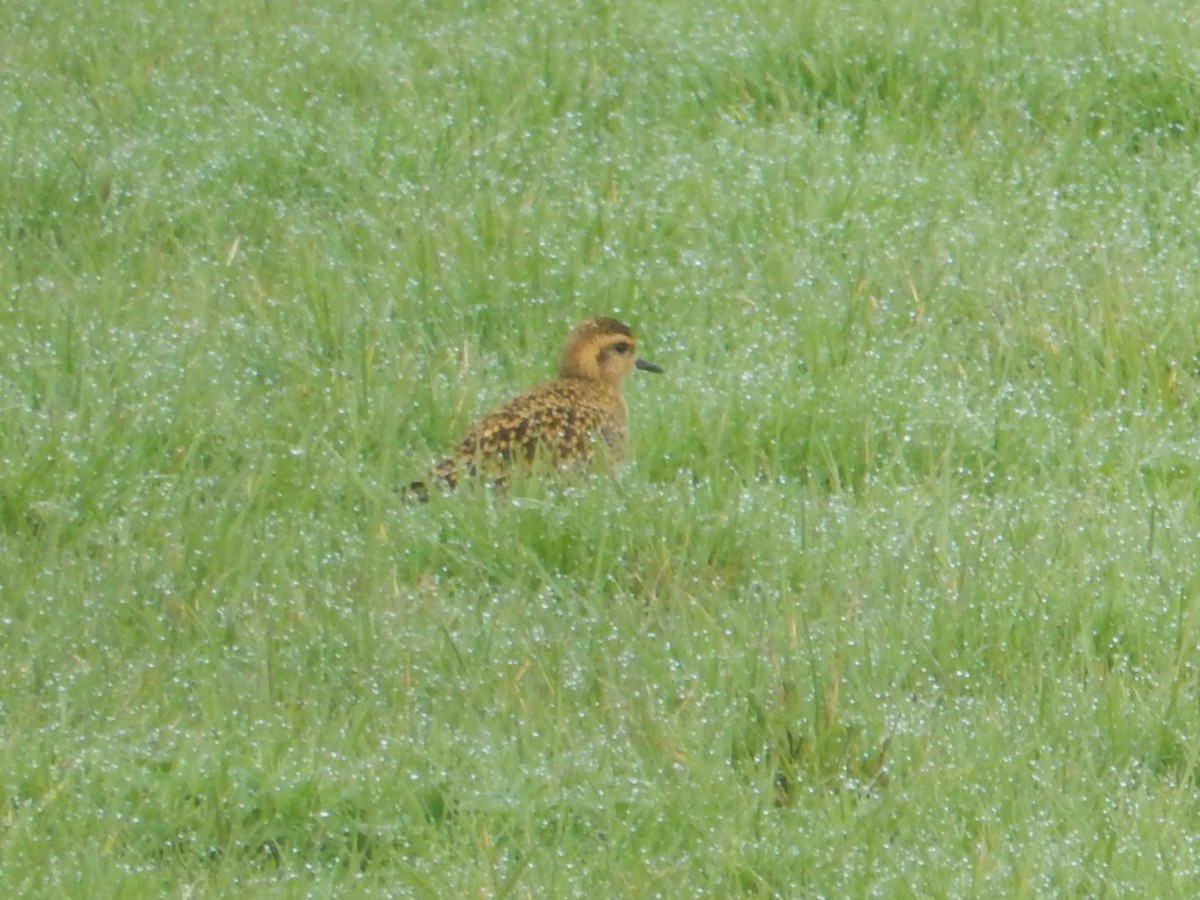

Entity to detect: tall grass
[5,0,1200,894]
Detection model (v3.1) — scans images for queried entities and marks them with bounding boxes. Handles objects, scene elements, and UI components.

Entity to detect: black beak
[636,357,664,374]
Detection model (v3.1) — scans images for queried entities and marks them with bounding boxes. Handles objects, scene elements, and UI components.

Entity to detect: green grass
[5,0,1200,894]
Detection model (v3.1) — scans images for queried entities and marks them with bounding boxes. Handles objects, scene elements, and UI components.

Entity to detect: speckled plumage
[411,317,661,497]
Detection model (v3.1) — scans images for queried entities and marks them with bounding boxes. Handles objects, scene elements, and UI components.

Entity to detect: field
[5,0,1200,895]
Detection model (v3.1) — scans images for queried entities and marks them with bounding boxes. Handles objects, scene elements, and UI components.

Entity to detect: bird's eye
[613,341,632,354]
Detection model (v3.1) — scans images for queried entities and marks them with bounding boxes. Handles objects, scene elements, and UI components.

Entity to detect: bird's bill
[635,358,664,374]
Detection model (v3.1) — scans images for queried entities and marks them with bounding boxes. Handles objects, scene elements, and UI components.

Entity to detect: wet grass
[5,0,1200,894]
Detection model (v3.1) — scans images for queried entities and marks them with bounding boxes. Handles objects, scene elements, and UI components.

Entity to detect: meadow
[4,0,1200,895]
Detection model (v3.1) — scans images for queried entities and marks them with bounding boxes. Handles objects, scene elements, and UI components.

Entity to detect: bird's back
[429,377,627,488]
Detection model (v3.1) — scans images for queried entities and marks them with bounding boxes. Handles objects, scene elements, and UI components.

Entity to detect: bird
[409,317,662,498]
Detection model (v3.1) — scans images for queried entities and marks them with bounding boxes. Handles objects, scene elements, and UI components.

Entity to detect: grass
[5,0,1200,894]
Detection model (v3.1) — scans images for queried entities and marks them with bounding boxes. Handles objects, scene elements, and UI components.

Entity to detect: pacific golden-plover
[410,317,662,498]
